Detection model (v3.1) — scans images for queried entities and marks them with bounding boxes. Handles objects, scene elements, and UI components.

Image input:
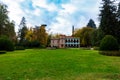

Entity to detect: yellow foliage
[25,28,34,41]
[74,27,94,47]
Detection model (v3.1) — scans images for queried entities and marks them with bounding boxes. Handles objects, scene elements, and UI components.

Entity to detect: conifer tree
[116,2,120,44]
[99,0,118,37]
[18,17,28,43]
[87,19,96,29]
[117,2,120,21]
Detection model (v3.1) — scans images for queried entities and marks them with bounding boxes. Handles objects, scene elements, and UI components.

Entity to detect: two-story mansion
[51,35,80,48]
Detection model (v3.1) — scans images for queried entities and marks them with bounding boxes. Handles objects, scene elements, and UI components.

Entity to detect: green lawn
[0,49,120,80]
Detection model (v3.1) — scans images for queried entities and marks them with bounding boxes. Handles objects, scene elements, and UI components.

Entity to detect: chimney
[72,25,74,36]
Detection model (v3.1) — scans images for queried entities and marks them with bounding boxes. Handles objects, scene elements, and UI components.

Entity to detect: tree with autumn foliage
[25,27,34,42]
[74,27,94,47]
[37,25,48,47]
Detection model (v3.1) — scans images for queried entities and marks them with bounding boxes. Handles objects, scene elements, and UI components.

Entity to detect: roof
[51,38,59,40]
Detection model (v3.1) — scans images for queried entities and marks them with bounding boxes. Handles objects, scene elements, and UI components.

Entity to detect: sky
[1,0,101,35]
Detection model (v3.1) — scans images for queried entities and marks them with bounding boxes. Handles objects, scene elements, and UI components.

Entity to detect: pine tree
[117,2,120,21]
[18,17,28,43]
[99,0,118,37]
[87,19,96,29]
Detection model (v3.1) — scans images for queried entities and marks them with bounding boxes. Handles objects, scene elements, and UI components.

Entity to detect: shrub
[18,40,41,48]
[100,35,119,51]
[30,40,40,48]
[0,36,14,51]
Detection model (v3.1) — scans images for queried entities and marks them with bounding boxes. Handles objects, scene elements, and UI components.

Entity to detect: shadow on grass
[99,51,120,56]
[0,51,6,54]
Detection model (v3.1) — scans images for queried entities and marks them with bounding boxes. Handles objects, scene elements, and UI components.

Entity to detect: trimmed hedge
[100,35,119,51]
[0,36,14,51]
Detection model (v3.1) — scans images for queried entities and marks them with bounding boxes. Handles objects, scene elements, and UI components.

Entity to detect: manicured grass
[0,49,120,80]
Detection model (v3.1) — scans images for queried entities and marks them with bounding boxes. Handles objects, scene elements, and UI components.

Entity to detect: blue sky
[1,0,101,35]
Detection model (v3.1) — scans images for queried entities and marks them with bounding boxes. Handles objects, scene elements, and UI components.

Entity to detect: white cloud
[33,8,41,16]
[32,0,58,12]
[61,4,77,14]
[1,0,25,32]
[1,0,102,35]
[49,0,101,35]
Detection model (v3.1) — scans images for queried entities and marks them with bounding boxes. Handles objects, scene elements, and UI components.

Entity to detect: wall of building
[65,38,80,48]
[51,39,59,48]
[51,35,80,48]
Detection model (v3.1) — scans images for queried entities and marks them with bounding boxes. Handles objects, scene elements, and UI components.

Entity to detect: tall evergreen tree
[87,19,96,29]
[99,0,118,37]
[116,2,120,44]
[117,2,120,21]
[18,17,28,43]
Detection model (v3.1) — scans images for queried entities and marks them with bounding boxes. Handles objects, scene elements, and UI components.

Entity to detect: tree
[0,35,14,51]
[91,29,104,46]
[0,3,16,42]
[100,35,119,51]
[51,33,63,38]
[4,21,16,41]
[87,19,96,29]
[37,25,48,47]
[47,34,52,47]
[74,28,81,38]
[99,0,118,37]
[0,3,8,36]
[19,17,26,29]
[25,27,34,42]
[117,2,120,21]
[18,17,28,43]
[116,2,120,44]
[20,26,28,43]
[74,27,94,47]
